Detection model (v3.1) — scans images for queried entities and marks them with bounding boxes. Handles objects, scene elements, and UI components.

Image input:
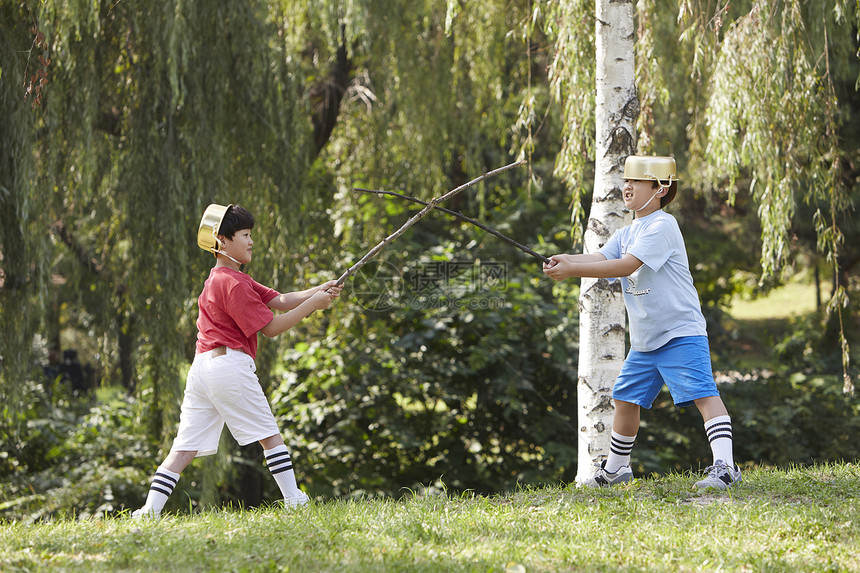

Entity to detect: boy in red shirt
[133,205,342,518]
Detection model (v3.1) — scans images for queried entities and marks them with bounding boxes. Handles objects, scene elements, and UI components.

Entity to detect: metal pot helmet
[623,155,678,207]
[197,203,233,256]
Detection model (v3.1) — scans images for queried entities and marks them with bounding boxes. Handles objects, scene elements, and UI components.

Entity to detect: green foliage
[270,194,581,498]
[0,0,330,447]
[634,371,860,477]
[1,346,858,522]
[0,379,260,522]
[729,372,860,464]
[2,0,859,524]
[0,382,154,522]
[637,0,860,287]
[541,0,595,240]
[0,1,52,405]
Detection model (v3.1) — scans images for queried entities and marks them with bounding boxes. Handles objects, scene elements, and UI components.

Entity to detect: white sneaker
[695,460,742,491]
[579,461,634,488]
[283,492,310,507]
[131,507,161,520]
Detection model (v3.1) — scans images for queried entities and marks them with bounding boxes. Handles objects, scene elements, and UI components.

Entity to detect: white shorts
[170,347,280,457]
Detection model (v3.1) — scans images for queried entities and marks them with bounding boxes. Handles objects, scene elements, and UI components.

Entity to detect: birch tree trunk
[576,0,638,482]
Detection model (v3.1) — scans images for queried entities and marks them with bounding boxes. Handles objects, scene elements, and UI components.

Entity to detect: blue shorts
[612,336,719,409]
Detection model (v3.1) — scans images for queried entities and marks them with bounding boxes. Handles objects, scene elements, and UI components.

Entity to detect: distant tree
[673,0,859,392]
[0,0,356,507]
[0,2,51,411]
[544,0,859,478]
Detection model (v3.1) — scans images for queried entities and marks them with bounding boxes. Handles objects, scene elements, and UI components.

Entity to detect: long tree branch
[354,187,550,264]
[335,160,525,286]
[311,25,353,159]
[52,221,104,276]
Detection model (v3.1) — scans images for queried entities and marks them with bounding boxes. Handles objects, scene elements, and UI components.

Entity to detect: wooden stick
[335,160,525,286]
[354,187,550,264]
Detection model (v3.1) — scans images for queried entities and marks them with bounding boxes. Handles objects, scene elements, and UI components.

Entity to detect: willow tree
[708,0,856,394]
[0,2,52,413]
[669,0,859,393]
[544,0,859,482]
[0,0,372,509]
[5,0,583,504]
[0,0,355,441]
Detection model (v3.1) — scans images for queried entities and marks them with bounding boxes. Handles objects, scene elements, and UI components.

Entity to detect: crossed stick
[335,160,527,287]
[354,188,550,264]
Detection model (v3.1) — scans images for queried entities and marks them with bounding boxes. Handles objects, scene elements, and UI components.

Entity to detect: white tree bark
[576,0,638,482]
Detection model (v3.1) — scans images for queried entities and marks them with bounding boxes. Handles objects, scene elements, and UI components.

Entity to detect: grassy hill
[1,462,857,572]
[729,280,819,321]
[721,278,828,370]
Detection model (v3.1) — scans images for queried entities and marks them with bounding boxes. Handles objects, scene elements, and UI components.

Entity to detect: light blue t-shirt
[597,210,707,352]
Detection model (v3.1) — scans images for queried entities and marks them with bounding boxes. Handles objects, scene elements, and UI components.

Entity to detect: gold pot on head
[623,156,678,183]
[197,203,232,257]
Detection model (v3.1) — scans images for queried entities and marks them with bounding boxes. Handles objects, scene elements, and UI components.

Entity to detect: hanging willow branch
[335,160,525,286]
[354,187,550,264]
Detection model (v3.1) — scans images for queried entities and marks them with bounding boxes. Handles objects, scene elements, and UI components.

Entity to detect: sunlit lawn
[1,463,857,572]
[729,280,819,320]
[723,279,825,369]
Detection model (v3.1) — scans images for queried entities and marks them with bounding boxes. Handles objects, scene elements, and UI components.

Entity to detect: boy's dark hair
[652,180,678,207]
[219,205,255,239]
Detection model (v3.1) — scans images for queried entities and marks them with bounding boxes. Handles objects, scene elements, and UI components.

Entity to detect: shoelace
[704,464,728,477]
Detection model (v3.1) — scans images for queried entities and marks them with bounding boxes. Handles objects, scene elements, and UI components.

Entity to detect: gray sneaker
[695,460,742,491]
[580,461,634,488]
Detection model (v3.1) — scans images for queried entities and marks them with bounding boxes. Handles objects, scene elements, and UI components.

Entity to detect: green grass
[1,463,858,572]
[724,280,820,369]
[729,281,819,320]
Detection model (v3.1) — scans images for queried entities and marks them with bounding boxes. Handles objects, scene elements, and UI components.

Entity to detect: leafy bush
[271,252,581,498]
[0,381,155,522]
[726,372,860,464]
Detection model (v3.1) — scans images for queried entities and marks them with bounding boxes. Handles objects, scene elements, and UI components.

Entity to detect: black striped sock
[605,431,636,473]
[264,445,303,499]
[610,432,636,456]
[140,466,179,514]
[705,419,732,442]
[265,447,294,475]
[150,470,179,497]
[704,415,734,467]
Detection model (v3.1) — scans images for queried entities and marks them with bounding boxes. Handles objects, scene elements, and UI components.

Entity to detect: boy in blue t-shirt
[543,155,741,490]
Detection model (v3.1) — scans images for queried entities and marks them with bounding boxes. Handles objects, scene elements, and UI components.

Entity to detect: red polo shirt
[195,267,280,359]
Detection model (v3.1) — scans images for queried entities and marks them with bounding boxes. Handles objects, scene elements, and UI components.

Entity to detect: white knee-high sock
[264,445,302,499]
[704,415,734,467]
[605,431,636,473]
[140,466,180,514]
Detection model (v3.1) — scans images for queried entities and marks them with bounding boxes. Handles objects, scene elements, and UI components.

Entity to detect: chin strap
[214,249,242,265]
[634,171,676,212]
[634,182,669,212]
[210,233,242,265]
[634,190,660,212]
